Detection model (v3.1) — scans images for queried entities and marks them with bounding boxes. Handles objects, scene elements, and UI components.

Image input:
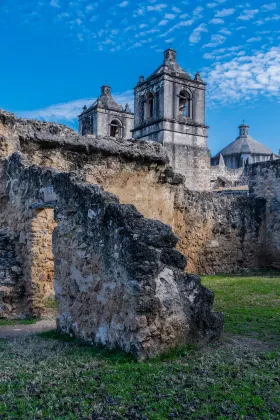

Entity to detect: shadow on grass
[39,330,195,364]
[39,330,136,364]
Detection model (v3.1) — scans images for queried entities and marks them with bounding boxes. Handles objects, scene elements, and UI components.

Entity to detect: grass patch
[0,317,37,327]
[202,274,280,343]
[0,275,280,419]
[43,295,59,310]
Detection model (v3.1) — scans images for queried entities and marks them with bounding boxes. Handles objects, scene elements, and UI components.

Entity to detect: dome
[215,124,273,158]
[217,136,273,157]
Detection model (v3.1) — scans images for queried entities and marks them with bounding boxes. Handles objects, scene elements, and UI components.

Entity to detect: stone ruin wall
[0,108,277,358]
[14,147,266,274]
[249,160,280,270]
[210,164,246,189]
[0,110,268,276]
[165,143,211,192]
[0,153,223,359]
[0,157,56,317]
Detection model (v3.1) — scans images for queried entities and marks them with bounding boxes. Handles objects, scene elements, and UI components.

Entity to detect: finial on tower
[101,85,111,96]
[194,71,203,82]
[239,121,249,137]
[164,48,176,62]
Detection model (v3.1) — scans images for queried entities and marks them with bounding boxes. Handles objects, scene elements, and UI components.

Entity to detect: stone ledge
[0,109,170,165]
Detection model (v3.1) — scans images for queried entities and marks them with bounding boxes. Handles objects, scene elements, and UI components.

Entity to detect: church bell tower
[132,49,210,191]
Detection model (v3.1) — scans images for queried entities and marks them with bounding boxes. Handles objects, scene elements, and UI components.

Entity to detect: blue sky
[1,0,279,155]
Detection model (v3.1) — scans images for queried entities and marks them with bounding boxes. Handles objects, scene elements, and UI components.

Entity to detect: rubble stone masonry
[0,110,268,275]
[0,153,223,359]
[0,108,277,357]
[249,160,280,270]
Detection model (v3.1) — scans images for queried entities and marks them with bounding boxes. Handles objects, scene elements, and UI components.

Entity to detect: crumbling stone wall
[0,231,23,318]
[249,160,280,269]
[174,189,266,274]
[0,110,268,274]
[165,143,211,192]
[1,153,223,359]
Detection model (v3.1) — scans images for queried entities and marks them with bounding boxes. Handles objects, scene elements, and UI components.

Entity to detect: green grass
[43,295,59,310]
[0,275,279,419]
[203,274,280,343]
[0,317,37,327]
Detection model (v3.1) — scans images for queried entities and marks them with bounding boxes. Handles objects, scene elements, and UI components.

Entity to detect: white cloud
[18,91,134,123]
[193,6,204,17]
[119,1,129,7]
[205,46,280,105]
[238,9,259,20]
[220,28,231,35]
[261,3,277,11]
[50,0,60,7]
[158,18,194,37]
[189,23,208,44]
[203,34,226,48]
[165,13,176,19]
[256,14,280,25]
[210,18,224,24]
[147,4,167,12]
[247,36,262,42]
[215,8,235,17]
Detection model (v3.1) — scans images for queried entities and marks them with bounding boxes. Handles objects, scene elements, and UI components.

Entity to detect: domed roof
[215,124,273,157]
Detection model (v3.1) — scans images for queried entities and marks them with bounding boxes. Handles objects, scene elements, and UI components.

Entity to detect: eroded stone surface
[1,153,223,359]
[0,110,269,275]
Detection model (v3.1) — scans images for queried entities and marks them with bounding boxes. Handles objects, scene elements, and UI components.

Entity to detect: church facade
[78,48,278,192]
[78,85,134,140]
[79,49,210,191]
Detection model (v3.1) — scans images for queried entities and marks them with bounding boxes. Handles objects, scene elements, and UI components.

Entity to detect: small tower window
[145,93,154,120]
[82,116,91,136]
[179,91,191,118]
[110,120,122,138]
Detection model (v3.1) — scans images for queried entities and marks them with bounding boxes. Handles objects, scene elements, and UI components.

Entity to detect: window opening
[145,93,154,119]
[179,91,191,118]
[110,120,122,138]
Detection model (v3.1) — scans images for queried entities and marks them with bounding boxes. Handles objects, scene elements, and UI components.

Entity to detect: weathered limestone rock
[0,109,269,275]
[2,153,223,359]
[0,231,23,318]
[249,160,280,270]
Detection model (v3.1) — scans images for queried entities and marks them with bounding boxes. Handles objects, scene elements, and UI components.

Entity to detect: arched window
[82,116,91,136]
[179,90,192,118]
[110,119,122,138]
[145,93,154,120]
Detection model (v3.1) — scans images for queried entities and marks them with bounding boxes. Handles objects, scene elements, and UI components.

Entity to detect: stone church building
[78,85,134,140]
[210,123,279,189]
[79,48,278,192]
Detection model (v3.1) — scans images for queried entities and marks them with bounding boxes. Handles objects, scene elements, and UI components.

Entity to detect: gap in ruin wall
[0,158,57,317]
[31,208,56,314]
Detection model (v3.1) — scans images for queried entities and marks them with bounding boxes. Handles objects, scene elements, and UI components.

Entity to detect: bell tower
[132,49,210,191]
